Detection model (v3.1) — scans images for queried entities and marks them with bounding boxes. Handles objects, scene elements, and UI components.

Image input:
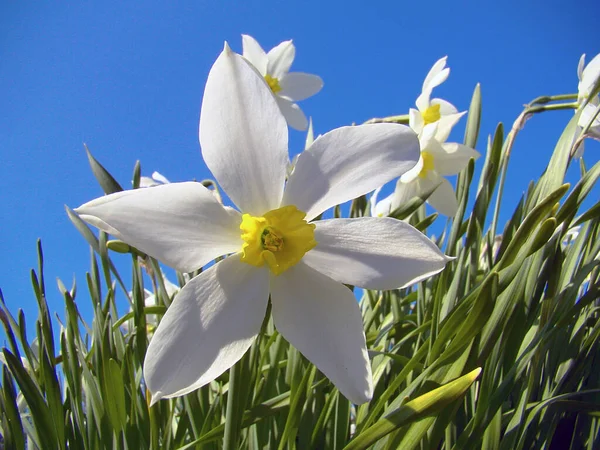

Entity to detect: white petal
[578,102,600,129]
[427,176,459,216]
[139,176,159,188]
[75,182,242,273]
[305,117,314,149]
[391,178,421,211]
[409,108,424,135]
[431,98,458,116]
[279,72,323,101]
[580,53,600,98]
[270,262,372,404]
[152,171,170,185]
[283,124,420,221]
[144,256,270,403]
[276,96,309,131]
[420,122,439,148]
[422,56,449,92]
[433,143,480,176]
[578,54,586,82]
[241,34,268,75]
[373,191,394,217]
[433,111,466,143]
[199,44,288,216]
[415,90,430,112]
[267,40,295,79]
[370,186,391,217]
[303,218,451,289]
[400,153,424,184]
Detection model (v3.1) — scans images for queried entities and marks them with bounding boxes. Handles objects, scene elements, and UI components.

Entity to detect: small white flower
[578,53,600,103]
[76,44,451,405]
[393,123,480,217]
[242,34,323,131]
[139,171,170,188]
[409,56,466,141]
[370,186,394,218]
[574,53,600,158]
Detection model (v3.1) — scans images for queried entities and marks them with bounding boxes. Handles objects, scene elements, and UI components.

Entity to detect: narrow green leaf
[85,144,124,194]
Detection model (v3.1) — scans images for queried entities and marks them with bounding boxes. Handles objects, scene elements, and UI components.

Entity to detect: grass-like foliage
[1,86,599,449]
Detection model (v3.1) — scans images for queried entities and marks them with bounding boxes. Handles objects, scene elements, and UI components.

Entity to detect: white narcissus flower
[393,123,480,217]
[577,53,600,103]
[242,34,323,131]
[575,53,600,158]
[409,56,466,141]
[370,186,394,218]
[139,171,170,188]
[75,44,451,405]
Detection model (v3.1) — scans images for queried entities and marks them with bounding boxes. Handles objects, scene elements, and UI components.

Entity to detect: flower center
[264,74,282,94]
[418,152,435,178]
[240,205,317,275]
[422,104,441,125]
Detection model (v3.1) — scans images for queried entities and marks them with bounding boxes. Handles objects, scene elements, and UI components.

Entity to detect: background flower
[242,34,323,130]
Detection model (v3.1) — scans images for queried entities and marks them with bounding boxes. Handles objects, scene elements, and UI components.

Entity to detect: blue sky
[1,1,599,337]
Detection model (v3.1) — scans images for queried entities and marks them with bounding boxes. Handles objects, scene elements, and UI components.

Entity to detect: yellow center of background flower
[418,152,435,178]
[264,74,282,94]
[240,205,316,275]
[422,104,441,125]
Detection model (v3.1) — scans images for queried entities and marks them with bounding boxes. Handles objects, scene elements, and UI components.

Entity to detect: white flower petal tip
[303,218,453,290]
[271,262,373,404]
[144,257,270,400]
[149,391,164,407]
[223,41,232,53]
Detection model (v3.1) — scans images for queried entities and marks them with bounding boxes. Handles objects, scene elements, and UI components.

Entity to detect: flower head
[370,186,394,217]
[574,53,600,158]
[75,44,451,404]
[578,53,600,103]
[242,34,323,131]
[393,122,480,216]
[409,56,466,142]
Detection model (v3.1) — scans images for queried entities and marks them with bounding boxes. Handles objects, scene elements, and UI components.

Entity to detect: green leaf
[85,144,124,194]
[102,358,127,432]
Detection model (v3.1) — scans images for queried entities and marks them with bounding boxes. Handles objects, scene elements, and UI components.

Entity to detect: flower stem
[527,93,578,105]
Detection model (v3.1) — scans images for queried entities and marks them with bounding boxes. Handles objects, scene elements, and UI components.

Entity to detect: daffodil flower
[75,44,451,405]
[577,53,600,103]
[393,123,480,217]
[139,171,170,188]
[409,56,466,141]
[574,53,600,158]
[370,186,394,217]
[242,34,323,131]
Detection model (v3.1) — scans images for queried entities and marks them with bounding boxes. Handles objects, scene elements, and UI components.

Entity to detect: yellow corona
[264,74,282,94]
[240,205,317,275]
[422,103,441,125]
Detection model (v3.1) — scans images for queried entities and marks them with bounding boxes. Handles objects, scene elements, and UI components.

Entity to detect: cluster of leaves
[1,85,599,449]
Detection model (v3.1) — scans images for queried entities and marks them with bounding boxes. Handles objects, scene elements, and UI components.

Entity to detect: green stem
[528,93,578,105]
